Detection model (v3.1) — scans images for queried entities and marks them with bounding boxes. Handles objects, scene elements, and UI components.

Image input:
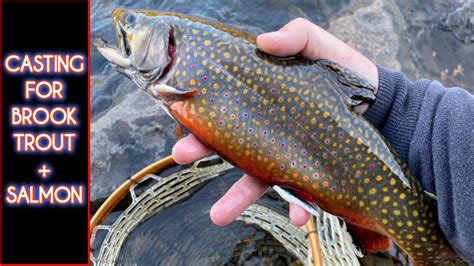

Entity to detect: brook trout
[95,8,465,265]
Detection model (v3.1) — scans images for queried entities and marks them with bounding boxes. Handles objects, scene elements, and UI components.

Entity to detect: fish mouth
[94,24,176,87]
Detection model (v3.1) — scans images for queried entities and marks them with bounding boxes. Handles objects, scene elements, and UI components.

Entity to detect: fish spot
[406,234,414,239]
[383,196,390,202]
[399,193,406,199]
[369,163,375,171]
[393,209,401,215]
[204,40,211,46]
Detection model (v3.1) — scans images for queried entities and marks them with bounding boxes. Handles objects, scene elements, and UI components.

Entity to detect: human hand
[172,18,379,227]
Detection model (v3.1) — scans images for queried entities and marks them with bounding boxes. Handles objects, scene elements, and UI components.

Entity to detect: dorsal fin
[318,59,377,108]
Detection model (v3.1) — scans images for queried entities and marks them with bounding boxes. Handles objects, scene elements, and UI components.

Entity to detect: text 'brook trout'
[95,8,465,265]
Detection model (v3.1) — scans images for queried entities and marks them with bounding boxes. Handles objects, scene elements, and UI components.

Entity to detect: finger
[172,134,212,164]
[289,203,311,226]
[210,174,268,226]
[256,24,311,58]
[257,18,378,87]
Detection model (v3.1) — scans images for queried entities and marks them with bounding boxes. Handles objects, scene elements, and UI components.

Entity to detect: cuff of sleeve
[363,65,403,130]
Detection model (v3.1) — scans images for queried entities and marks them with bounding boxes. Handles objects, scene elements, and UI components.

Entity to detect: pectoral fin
[175,124,184,140]
[148,83,198,102]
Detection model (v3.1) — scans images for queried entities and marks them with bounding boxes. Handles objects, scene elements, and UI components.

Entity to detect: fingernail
[260,31,285,40]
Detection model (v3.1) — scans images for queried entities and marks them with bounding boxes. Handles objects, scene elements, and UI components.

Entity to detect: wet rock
[91,90,175,200]
[396,0,474,92]
[328,0,421,81]
[438,1,474,43]
[328,0,401,70]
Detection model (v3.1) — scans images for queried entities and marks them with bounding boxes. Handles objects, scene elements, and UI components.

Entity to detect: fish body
[95,9,464,264]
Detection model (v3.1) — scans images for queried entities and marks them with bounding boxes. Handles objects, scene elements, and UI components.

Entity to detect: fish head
[94,8,183,93]
[95,8,255,104]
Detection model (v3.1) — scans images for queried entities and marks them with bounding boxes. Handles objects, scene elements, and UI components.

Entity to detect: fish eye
[125,13,137,27]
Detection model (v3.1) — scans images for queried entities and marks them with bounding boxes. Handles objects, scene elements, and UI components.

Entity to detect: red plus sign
[38,164,52,178]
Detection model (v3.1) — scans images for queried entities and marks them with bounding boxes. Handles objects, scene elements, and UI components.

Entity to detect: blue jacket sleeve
[363,66,474,264]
